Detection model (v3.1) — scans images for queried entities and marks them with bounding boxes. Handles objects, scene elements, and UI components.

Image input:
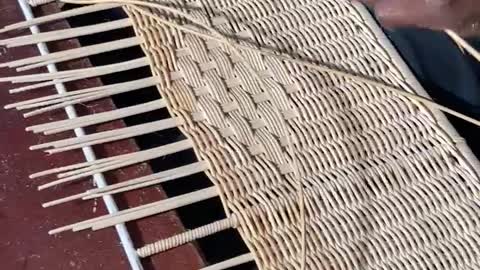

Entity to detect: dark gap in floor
[63,4,252,269]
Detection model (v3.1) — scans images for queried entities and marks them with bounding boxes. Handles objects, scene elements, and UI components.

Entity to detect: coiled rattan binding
[2,0,480,269]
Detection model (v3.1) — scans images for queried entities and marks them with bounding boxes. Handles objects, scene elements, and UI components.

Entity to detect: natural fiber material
[114,0,480,269]
[4,0,480,269]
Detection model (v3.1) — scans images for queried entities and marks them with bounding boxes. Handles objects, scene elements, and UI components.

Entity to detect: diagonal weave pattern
[124,0,480,269]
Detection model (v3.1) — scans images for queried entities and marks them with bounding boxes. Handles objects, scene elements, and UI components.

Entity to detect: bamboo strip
[42,192,88,208]
[37,140,193,190]
[90,186,218,231]
[200,254,255,270]
[9,58,148,94]
[137,216,237,257]
[26,99,166,134]
[0,18,133,47]
[13,91,105,110]
[6,84,112,109]
[83,161,207,199]
[16,37,142,71]
[21,76,160,117]
[16,37,141,72]
[0,4,121,34]
[37,118,181,153]
[49,186,217,235]
[41,102,167,134]
[30,154,119,178]
[23,92,111,117]
[54,150,156,178]
[0,69,70,82]
[445,30,480,62]
[70,198,181,232]
[55,140,192,179]
[49,200,155,234]
[9,79,75,94]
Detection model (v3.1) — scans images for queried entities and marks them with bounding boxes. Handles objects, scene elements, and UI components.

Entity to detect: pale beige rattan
[3,0,480,269]
[122,0,480,269]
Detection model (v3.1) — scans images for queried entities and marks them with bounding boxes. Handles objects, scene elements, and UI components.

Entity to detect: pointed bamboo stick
[0,38,134,68]
[11,91,104,110]
[0,68,72,82]
[84,161,207,196]
[55,140,191,180]
[41,103,167,135]
[45,119,178,154]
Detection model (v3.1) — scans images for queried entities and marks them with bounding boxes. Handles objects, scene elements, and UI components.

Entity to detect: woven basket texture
[123,0,480,269]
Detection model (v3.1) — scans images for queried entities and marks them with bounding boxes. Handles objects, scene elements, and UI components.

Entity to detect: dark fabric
[386,28,480,156]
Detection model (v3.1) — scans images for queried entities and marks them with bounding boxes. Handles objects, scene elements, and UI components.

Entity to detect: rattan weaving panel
[124,0,480,269]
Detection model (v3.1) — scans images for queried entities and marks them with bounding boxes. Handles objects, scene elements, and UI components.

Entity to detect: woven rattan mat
[119,0,480,269]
